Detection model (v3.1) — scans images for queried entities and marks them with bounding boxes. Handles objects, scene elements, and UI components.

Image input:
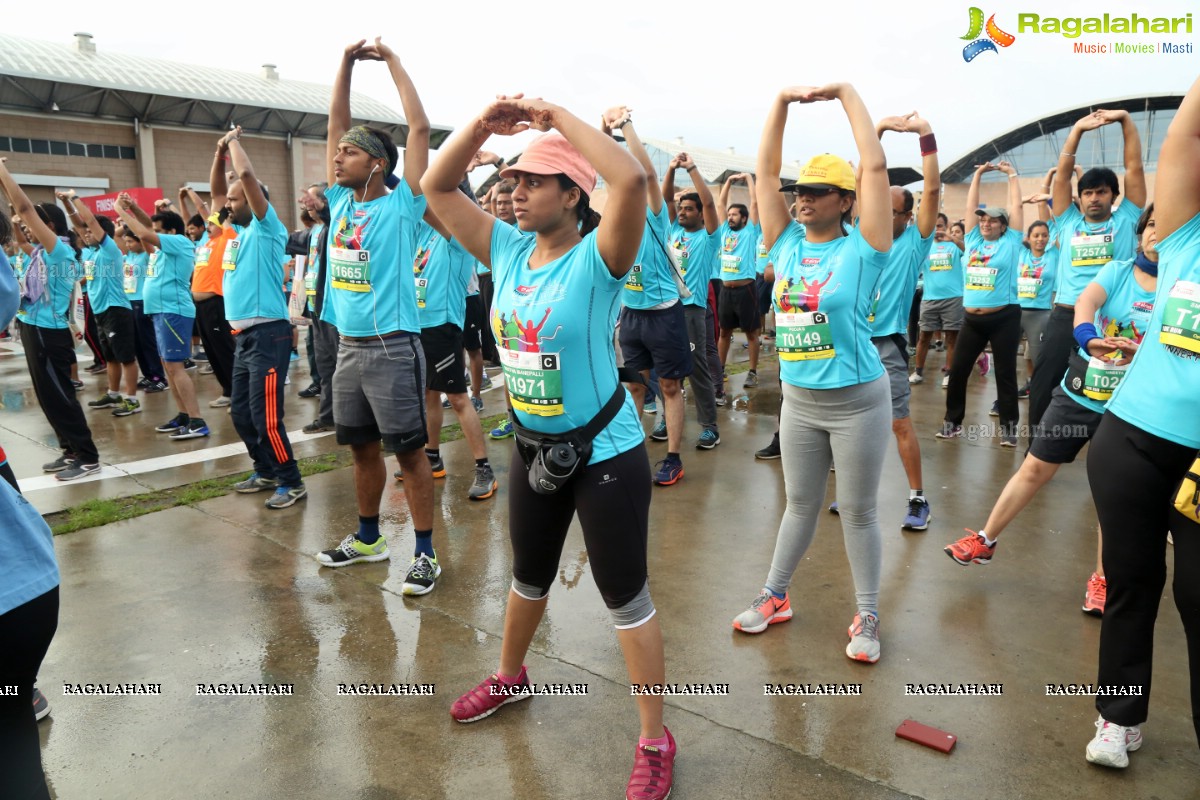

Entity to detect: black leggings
[1029,304,1076,427]
[508,444,651,609]
[944,304,1022,432]
[1087,413,1200,745]
[0,587,59,800]
[19,322,100,464]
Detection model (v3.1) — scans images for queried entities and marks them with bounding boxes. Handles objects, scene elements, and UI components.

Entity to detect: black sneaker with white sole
[56,463,100,481]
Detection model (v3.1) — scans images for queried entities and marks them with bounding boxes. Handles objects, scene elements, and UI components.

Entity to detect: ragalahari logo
[961,7,1016,61]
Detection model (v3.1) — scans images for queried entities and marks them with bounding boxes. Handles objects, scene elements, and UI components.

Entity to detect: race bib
[330,248,370,292]
[1082,357,1128,401]
[624,264,643,292]
[1070,233,1114,268]
[146,252,159,279]
[305,262,318,297]
[776,311,835,361]
[669,245,688,276]
[1160,280,1200,354]
[194,246,211,269]
[1017,276,1041,299]
[123,262,137,293]
[501,349,564,416]
[221,240,240,271]
[415,276,427,308]
[929,252,954,272]
[720,254,741,274]
[965,264,997,292]
[83,260,95,282]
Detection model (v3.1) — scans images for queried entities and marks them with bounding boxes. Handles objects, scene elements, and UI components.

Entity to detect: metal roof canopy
[941,94,1182,183]
[0,33,452,146]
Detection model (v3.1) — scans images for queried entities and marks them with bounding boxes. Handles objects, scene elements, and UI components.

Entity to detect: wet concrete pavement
[5,336,1198,799]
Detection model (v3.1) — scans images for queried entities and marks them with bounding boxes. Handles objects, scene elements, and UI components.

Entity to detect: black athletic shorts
[718,282,761,333]
[95,306,137,364]
[617,303,693,381]
[463,294,485,352]
[420,323,468,394]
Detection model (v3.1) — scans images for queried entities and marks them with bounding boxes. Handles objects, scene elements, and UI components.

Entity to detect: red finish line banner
[79,188,164,219]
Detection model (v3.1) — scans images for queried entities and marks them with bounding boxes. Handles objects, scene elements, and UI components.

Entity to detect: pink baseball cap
[500,133,597,196]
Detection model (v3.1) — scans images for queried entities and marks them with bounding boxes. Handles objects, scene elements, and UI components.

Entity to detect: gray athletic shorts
[334,333,427,453]
[873,335,911,420]
[919,297,965,332]
[1021,308,1051,363]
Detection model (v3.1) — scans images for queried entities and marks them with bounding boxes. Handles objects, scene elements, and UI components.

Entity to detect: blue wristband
[1074,322,1099,352]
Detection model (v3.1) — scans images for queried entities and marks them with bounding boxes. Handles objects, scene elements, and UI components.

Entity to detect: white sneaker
[209,396,231,408]
[1085,716,1143,768]
[941,375,950,389]
[908,372,924,384]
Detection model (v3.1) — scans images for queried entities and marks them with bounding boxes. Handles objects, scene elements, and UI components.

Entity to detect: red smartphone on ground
[896,719,957,753]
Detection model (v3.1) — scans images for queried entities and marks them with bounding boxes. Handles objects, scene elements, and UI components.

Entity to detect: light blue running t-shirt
[143,234,196,317]
[1106,212,1200,447]
[414,220,474,330]
[870,225,933,337]
[667,222,717,308]
[489,220,643,465]
[1052,201,1142,307]
[713,220,761,282]
[770,222,888,389]
[322,181,427,337]
[962,226,1023,309]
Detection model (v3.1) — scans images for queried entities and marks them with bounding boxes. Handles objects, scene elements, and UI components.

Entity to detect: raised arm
[998,160,1024,234]
[369,38,429,193]
[602,106,662,214]
[223,128,269,221]
[0,158,59,251]
[327,40,367,187]
[832,84,889,251]
[1097,109,1147,209]
[744,173,758,226]
[185,188,210,220]
[964,163,988,234]
[1052,112,1103,218]
[1024,192,1052,223]
[210,131,232,211]
[1156,74,1200,239]
[113,193,159,249]
[543,102,646,276]
[176,188,195,220]
[662,155,681,222]
[679,154,718,234]
[10,213,34,255]
[909,114,941,237]
[718,175,734,218]
[58,191,106,244]
[420,118,503,267]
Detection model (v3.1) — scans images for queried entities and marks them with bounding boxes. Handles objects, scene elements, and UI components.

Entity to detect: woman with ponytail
[422,96,675,800]
[0,158,100,481]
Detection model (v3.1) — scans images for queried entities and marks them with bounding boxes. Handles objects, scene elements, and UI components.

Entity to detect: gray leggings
[766,375,890,614]
[1021,308,1051,365]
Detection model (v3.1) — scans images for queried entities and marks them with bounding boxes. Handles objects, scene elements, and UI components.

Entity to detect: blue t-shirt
[1017,246,1058,310]
[0,250,17,324]
[122,251,148,301]
[222,205,289,323]
[922,240,963,301]
[489,220,643,465]
[755,233,770,276]
[304,222,325,314]
[143,234,196,317]
[86,236,129,314]
[17,238,79,329]
[667,223,717,308]
[322,181,427,337]
[713,221,761,282]
[623,206,679,310]
[1052,201,1142,307]
[1062,259,1155,415]
[870,225,933,337]
[0,477,59,618]
[770,222,888,389]
[413,220,473,330]
[962,227,1023,309]
[1107,212,1200,447]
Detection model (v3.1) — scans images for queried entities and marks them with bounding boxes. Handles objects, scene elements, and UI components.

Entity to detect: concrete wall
[0,115,138,204]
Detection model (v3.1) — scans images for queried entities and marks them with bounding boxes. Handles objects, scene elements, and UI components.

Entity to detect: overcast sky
[10,0,1197,174]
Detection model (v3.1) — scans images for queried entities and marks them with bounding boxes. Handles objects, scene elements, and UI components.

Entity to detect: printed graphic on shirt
[330,211,372,291]
[774,266,840,361]
[492,282,569,416]
[1018,260,1045,298]
[1160,279,1200,359]
[413,239,432,309]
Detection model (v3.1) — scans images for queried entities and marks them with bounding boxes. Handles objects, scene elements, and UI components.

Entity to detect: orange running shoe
[1082,572,1106,617]
[733,589,792,633]
[945,530,995,565]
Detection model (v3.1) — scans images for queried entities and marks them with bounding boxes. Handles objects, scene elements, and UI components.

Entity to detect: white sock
[979,530,996,547]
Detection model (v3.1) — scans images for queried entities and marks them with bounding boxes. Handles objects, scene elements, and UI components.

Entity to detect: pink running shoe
[627,727,676,800]
[977,352,991,376]
[450,666,531,722]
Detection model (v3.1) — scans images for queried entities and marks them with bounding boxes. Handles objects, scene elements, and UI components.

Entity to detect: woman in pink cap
[422,97,674,800]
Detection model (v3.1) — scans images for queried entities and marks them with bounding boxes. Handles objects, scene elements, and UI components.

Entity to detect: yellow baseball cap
[779,154,856,193]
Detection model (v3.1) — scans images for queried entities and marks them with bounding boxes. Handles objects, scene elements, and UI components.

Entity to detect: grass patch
[45,419,511,536]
